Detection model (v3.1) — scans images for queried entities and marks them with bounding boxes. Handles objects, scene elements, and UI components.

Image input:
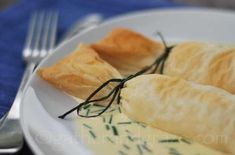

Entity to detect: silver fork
[0,11,58,154]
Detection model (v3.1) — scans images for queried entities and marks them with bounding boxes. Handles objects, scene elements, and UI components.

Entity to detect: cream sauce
[73,104,225,155]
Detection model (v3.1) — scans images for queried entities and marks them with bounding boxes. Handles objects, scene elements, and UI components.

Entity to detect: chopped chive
[109,115,113,124]
[86,109,90,116]
[133,137,140,141]
[141,124,146,128]
[102,117,106,123]
[137,144,143,155]
[169,151,181,155]
[143,141,147,145]
[112,126,118,136]
[141,144,152,152]
[105,124,110,130]
[123,144,130,150]
[159,139,179,143]
[136,122,146,128]
[93,104,105,107]
[89,130,96,139]
[90,108,105,114]
[118,150,127,155]
[180,138,191,144]
[83,104,91,110]
[83,123,92,129]
[118,107,122,113]
[106,137,114,144]
[169,147,182,155]
[117,122,132,125]
[108,109,116,113]
[127,136,134,142]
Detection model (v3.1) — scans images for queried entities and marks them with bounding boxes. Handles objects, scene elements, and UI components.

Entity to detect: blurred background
[1,0,235,10]
[176,0,235,9]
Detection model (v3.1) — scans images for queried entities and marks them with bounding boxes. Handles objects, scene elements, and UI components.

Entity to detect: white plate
[20,8,235,155]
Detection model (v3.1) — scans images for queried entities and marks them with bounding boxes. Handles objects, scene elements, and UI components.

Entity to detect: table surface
[0,0,183,154]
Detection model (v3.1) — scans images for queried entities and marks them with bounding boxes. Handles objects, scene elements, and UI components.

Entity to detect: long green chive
[58,33,174,119]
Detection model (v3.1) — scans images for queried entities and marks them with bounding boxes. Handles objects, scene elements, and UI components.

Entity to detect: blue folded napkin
[0,0,182,117]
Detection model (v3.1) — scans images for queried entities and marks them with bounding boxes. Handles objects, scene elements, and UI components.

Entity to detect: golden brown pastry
[121,74,235,154]
[37,43,122,100]
[92,28,235,94]
[164,42,235,94]
[91,28,164,76]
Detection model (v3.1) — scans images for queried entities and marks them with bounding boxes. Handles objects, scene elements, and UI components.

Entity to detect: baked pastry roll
[37,43,122,100]
[121,74,235,154]
[92,28,235,94]
[91,28,164,76]
[164,42,235,94]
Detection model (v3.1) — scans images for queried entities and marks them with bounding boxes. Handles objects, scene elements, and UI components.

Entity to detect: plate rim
[20,7,235,155]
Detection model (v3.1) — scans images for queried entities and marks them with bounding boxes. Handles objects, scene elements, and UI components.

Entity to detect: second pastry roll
[164,42,235,94]
[120,74,235,154]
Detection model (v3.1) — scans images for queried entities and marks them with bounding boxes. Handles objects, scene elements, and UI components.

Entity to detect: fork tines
[23,11,58,62]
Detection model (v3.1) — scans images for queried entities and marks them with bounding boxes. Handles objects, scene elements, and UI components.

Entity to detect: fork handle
[0,62,35,151]
[6,62,36,119]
